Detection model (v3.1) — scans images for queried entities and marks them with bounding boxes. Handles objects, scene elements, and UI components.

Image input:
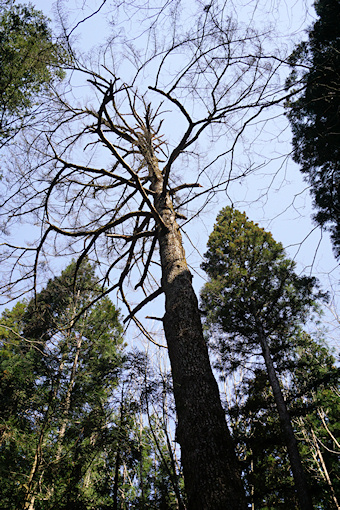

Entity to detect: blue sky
[3,0,339,352]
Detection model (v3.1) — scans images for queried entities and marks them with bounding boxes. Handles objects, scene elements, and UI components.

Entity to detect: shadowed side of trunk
[259,332,313,510]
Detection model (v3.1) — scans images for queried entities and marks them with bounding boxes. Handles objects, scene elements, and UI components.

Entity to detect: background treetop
[201,206,325,345]
[286,0,340,258]
[0,0,68,140]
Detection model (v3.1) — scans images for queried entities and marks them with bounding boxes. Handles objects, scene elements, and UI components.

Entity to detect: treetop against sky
[0,0,337,342]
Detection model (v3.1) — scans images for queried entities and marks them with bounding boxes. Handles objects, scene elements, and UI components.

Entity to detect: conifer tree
[201,207,326,509]
[286,0,340,257]
[224,332,339,508]
[0,259,185,509]
[0,260,125,509]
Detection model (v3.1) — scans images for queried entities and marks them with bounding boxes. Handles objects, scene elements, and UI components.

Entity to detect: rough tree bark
[150,156,246,508]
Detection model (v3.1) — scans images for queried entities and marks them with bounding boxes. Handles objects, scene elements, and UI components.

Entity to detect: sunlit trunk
[22,354,67,510]
[55,331,83,461]
[310,427,340,510]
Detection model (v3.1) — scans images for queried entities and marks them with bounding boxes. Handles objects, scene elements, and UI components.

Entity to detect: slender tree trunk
[161,395,186,510]
[146,392,185,509]
[310,427,340,510]
[150,162,246,508]
[55,332,83,461]
[250,454,255,510]
[258,331,313,510]
[22,354,67,510]
[113,388,124,510]
[27,319,83,508]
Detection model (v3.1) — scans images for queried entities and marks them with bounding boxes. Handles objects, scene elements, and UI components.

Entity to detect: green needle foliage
[0,260,185,510]
[286,0,340,257]
[0,0,66,138]
[226,333,340,509]
[201,206,322,363]
[200,206,339,507]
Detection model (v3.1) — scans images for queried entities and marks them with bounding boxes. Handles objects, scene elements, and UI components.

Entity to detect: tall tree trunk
[258,331,313,510]
[151,177,246,508]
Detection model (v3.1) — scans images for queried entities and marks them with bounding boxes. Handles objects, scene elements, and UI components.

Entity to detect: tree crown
[201,206,324,343]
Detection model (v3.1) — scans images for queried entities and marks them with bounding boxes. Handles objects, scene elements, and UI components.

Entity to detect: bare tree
[0,5,289,508]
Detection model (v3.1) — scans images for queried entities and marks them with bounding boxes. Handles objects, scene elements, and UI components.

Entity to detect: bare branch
[123,287,164,323]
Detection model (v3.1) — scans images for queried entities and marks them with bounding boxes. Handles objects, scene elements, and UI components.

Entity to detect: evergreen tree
[291,337,340,509]
[286,0,340,257]
[200,206,327,509]
[0,1,66,138]
[0,260,185,510]
[0,260,125,509]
